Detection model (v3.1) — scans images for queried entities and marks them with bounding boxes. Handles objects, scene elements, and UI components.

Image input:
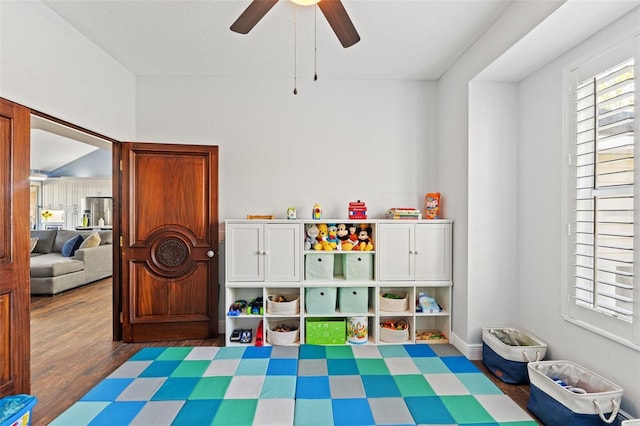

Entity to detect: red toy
[349,200,367,219]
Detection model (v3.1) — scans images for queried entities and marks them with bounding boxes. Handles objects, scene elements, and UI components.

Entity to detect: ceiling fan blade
[317,0,360,48]
[230,0,279,34]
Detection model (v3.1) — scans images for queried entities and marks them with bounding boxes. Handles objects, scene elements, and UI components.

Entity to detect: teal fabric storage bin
[342,253,373,280]
[305,253,334,280]
[338,287,369,313]
[305,287,337,314]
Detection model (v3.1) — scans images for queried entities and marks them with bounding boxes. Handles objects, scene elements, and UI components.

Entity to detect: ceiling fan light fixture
[290,0,320,6]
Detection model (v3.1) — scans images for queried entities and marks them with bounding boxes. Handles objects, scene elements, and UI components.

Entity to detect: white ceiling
[41,0,515,80]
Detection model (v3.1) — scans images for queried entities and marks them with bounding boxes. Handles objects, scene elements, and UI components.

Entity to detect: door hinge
[120,312,123,323]
[120,160,123,171]
[120,236,123,247]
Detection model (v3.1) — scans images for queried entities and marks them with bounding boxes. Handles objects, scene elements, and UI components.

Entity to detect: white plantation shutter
[569,43,638,344]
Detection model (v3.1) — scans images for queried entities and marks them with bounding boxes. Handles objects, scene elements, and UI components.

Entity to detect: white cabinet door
[226,223,264,282]
[226,222,301,282]
[378,223,414,281]
[414,223,451,281]
[264,223,300,282]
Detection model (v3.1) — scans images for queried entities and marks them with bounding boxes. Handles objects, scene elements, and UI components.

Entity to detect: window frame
[562,35,640,350]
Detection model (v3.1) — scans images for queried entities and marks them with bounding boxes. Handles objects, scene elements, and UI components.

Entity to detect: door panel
[120,143,219,342]
[0,99,31,396]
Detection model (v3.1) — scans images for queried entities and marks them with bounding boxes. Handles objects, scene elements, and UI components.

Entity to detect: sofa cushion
[30,254,84,277]
[30,230,57,254]
[53,230,82,252]
[98,230,113,245]
[30,237,38,253]
[62,235,84,257]
[79,232,101,249]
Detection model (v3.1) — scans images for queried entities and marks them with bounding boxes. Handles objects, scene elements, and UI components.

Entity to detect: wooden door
[0,99,31,396]
[120,143,219,342]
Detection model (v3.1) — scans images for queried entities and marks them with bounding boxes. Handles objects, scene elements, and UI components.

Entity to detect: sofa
[29,229,113,295]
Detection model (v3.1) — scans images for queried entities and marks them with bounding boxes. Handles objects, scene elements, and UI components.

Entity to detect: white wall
[438,0,564,353]
[135,76,438,226]
[468,81,519,342]
[0,0,135,140]
[517,7,640,417]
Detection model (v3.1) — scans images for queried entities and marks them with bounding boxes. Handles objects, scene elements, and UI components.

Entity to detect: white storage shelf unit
[225,219,452,346]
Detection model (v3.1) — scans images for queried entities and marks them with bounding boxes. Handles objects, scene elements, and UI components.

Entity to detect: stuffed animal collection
[306,223,374,251]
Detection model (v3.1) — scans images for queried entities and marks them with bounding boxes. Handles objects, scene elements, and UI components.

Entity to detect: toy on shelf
[314,223,333,251]
[248,297,264,315]
[416,292,441,313]
[386,207,422,220]
[304,223,319,250]
[227,299,247,316]
[247,215,275,220]
[327,224,340,250]
[424,192,441,219]
[312,203,322,220]
[348,200,367,219]
[353,224,374,251]
[287,207,296,220]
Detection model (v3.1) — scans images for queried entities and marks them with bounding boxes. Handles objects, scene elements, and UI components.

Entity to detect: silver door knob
[207,250,215,258]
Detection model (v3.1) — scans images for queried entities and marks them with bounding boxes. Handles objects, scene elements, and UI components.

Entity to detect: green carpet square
[355,358,389,375]
[188,376,232,399]
[212,399,258,425]
[294,399,334,425]
[377,344,410,358]
[412,356,452,373]
[213,346,247,359]
[170,360,211,377]
[235,358,269,375]
[457,372,503,395]
[156,347,192,361]
[325,345,354,359]
[393,374,436,397]
[441,395,495,424]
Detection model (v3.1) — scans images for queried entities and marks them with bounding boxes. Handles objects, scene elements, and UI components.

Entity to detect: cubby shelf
[225,219,452,346]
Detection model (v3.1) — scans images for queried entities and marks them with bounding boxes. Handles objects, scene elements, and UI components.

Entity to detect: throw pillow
[30,237,38,253]
[79,232,101,249]
[61,235,84,257]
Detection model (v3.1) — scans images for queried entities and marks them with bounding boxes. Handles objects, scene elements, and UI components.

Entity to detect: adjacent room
[1,0,639,425]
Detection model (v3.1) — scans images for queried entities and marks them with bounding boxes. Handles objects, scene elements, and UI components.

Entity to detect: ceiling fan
[230,0,360,48]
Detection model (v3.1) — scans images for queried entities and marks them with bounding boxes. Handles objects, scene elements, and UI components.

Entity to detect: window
[566,38,638,347]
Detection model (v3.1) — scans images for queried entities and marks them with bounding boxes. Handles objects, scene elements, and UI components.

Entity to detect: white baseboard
[449,332,483,360]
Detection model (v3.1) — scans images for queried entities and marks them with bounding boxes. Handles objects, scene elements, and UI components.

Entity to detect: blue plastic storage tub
[0,394,37,426]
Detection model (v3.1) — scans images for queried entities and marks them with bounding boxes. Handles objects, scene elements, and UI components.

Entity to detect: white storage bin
[527,360,623,426]
[379,318,409,343]
[342,253,374,280]
[305,287,337,314]
[266,294,300,315]
[482,327,547,384]
[266,321,300,346]
[379,291,408,312]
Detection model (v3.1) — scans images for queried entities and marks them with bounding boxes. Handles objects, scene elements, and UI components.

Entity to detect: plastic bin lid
[0,394,36,423]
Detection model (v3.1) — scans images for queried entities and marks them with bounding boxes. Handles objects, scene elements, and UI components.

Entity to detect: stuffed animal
[304,223,319,250]
[327,224,340,250]
[315,223,333,251]
[356,225,374,251]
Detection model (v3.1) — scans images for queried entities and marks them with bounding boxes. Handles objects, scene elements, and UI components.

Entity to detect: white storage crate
[482,327,547,384]
[527,360,623,426]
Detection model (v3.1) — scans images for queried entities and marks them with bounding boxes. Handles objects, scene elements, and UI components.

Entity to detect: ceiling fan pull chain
[293,4,298,95]
[314,3,318,81]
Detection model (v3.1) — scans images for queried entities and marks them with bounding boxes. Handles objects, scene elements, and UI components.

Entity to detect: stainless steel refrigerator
[81,197,113,228]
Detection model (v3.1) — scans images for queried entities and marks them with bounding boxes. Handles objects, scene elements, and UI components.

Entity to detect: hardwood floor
[30,278,540,425]
[30,278,223,426]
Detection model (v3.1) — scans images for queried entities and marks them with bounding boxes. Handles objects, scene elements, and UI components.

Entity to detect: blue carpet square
[327,358,359,375]
[404,396,456,424]
[296,376,331,399]
[139,360,181,377]
[242,346,273,359]
[441,356,480,373]
[80,378,133,402]
[172,399,221,424]
[362,375,401,398]
[403,344,436,357]
[332,398,375,426]
[151,377,200,401]
[129,347,167,361]
[299,344,327,359]
[267,358,298,375]
[86,401,145,426]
